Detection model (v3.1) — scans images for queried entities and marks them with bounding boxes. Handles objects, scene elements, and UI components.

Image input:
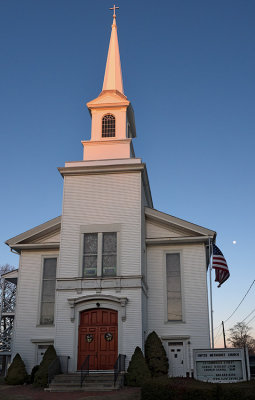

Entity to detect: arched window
[102,114,115,137]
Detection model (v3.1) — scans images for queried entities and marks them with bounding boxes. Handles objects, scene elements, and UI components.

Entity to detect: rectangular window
[102,232,117,276]
[82,232,117,277]
[40,258,57,325]
[83,233,98,277]
[166,253,182,321]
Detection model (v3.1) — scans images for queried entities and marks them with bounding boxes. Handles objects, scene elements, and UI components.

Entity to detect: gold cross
[109,4,119,18]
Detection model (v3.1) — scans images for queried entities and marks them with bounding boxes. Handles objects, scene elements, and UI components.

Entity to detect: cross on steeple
[109,4,119,18]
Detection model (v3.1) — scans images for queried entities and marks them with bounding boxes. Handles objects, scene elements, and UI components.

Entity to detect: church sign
[193,348,250,383]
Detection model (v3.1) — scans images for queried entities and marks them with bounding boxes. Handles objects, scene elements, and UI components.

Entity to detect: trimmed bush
[5,353,28,385]
[30,365,39,384]
[126,346,151,387]
[141,378,255,400]
[145,331,169,377]
[33,345,57,387]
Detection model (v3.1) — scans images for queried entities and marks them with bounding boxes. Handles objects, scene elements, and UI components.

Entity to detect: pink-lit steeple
[102,6,124,94]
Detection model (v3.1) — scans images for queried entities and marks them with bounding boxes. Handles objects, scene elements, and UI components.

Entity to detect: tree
[0,264,17,375]
[145,331,169,377]
[33,345,57,387]
[126,346,151,386]
[5,353,28,385]
[228,322,255,355]
[0,264,17,319]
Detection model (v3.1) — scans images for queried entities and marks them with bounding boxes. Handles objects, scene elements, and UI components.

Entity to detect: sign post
[193,348,250,383]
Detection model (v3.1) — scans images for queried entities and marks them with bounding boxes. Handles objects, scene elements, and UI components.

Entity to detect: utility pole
[222,321,227,348]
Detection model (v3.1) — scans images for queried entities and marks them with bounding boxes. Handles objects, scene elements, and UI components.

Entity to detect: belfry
[83,10,136,161]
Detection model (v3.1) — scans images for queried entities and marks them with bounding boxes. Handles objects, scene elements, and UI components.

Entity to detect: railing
[0,326,13,353]
[114,354,126,387]
[47,355,70,385]
[48,357,61,385]
[80,355,90,388]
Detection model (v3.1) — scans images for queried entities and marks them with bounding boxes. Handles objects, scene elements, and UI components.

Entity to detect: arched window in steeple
[102,114,115,138]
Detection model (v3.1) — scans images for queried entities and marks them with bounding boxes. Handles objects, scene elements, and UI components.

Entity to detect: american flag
[212,244,230,287]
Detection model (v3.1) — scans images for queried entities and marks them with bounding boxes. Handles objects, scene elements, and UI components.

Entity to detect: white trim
[145,207,216,237]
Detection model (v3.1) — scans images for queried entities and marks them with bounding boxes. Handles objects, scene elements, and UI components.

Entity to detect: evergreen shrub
[30,365,39,384]
[145,331,169,377]
[126,346,151,387]
[33,345,57,387]
[5,353,28,385]
[141,378,255,400]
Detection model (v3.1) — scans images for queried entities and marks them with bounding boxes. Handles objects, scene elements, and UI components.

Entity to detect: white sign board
[193,348,249,383]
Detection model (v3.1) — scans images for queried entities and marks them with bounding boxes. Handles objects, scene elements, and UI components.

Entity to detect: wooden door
[78,308,118,370]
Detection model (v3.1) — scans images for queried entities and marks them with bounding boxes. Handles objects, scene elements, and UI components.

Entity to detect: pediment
[5,216,61,253]
[145,207,216,240]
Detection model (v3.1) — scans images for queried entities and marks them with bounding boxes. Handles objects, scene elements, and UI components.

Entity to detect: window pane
[102,255,116,276]
[43,258,57,278]
[40,302,54,325]
[83,255,97,276]
[42,280,56,302]
[103,232,117,253]
[40,258,56,325]
[166,254,182,321]
[84,233,98,254]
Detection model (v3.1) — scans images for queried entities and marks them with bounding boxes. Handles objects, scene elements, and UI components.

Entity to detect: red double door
[78,308,118,370]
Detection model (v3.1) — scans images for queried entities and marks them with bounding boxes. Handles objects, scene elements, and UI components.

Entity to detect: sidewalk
[0,385,140,400]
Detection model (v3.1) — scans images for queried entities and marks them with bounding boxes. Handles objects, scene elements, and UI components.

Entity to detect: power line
[214,279,255,331]
[247,314,255,326]
[241,308,255,323]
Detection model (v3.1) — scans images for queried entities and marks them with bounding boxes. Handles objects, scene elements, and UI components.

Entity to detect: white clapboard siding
[59,173,142,278]
[146,244,210,345]
[36,232,61,243]
[12,250,58,372]
[146,220,191,239]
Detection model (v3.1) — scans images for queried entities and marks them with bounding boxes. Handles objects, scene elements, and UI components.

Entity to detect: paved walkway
[0,384,140,400]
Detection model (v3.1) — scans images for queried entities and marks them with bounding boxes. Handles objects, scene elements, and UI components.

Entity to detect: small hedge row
[141,378,255,400]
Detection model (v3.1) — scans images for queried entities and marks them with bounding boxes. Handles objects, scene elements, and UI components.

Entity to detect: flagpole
[209,238,214,348]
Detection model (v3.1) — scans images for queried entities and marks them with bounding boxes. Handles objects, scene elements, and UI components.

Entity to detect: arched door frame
[68,295,128,371]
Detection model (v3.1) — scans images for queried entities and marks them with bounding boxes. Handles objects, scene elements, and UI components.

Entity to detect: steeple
[83,6,136,162]
[102,7,124,94]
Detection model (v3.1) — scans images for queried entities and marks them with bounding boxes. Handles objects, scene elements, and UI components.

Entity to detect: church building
[4,10,216,377]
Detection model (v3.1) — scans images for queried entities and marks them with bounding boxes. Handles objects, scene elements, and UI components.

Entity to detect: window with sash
[83,232,117,277]
[166,253,182,321]
[102,114,115,137]
[40,258,57,325]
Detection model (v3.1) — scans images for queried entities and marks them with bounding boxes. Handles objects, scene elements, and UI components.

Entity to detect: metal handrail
[80,355,90,387]
[114,354,126,387]
[48,357,61,385]
[47,355,70,385]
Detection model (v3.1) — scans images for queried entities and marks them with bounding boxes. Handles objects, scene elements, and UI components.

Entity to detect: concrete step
[46,386,117,392]
[47,372,123,392]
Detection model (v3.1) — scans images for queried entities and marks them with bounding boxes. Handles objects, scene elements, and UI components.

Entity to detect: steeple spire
[102,5,124,94]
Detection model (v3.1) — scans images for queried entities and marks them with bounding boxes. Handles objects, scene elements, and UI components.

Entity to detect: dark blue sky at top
[1,0,255,343]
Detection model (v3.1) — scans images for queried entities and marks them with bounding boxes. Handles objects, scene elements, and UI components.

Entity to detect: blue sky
[1,0,255,346]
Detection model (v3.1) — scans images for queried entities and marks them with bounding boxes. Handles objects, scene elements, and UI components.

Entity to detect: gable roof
[145,207,216,244]
[5,216,61,253]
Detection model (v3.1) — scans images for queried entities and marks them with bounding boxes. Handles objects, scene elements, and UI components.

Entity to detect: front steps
[47,372,124,392]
